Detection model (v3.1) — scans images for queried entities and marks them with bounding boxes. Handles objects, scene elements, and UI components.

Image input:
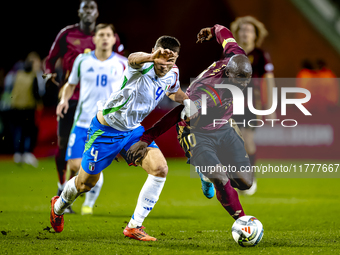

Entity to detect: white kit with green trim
[68,51,127,129]
[98,62,180,131]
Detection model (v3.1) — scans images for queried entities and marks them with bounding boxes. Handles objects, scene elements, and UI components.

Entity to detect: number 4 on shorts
[91,147,98,162]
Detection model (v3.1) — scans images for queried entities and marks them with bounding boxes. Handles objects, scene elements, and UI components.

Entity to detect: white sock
[57,182,65,191]
[54,177,79,215]
[128,174,166,228]
[83,172,104,208]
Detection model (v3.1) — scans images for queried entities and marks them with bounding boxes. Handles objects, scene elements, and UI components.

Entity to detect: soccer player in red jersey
[44,0,124,212]
[127,24,254,221]
[230,17,276,195]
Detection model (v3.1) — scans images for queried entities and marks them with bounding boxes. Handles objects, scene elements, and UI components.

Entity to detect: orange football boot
[123,225,157,241]
[50,196,64,233]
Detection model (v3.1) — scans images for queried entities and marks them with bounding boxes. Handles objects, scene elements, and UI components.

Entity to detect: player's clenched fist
[196,27,214,43]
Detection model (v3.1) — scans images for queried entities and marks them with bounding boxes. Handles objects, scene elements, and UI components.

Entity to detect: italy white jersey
[68,51,127,129]
[98,62,180,131]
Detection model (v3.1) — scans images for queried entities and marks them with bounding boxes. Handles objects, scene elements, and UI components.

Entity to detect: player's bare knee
[237,177,253,190]
[76,179,96,193]
[206,166,228,185]
[152,163,168,178]
[75,173,98,193]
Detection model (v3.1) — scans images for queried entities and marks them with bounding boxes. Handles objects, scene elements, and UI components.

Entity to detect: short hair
[95,23,116,34]
[231,16,268,47]
[80,0,97,4]
[154,36,181,53]
[79,0,97,8]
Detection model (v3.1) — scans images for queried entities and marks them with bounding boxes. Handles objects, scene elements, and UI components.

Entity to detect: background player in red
[230,16,276,195]
[127,24,254,221]
[43,0,124,212]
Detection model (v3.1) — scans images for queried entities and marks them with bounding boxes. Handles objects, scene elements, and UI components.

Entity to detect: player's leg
[55,100,77,196]
[50,115,124,232]
[62,125,86,214]
[65,126,105,215]
[218,120,253,191]
[123,147,166,241]
[176,124,215,199]
[81,172,104,215]
[68,157,105,215]
[241,127,256,166]
[50,164,101,232]
[122,127,167,241]
[238,127,258,195]
[233,108,258,195]
[192,149,246,220]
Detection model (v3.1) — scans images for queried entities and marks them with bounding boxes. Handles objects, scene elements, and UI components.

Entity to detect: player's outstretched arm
[197,25,242,57]
[126,105,184,164]
[128,48,176,69]
[166,88,188,104]
[56,82,76,118]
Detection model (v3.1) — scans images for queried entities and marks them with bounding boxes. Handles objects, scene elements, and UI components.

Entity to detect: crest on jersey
[165,79,172,91]
[89,162,95,171]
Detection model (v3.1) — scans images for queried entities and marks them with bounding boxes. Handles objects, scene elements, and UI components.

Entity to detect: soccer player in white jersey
[50,35,198,241]
[56,23,127,215]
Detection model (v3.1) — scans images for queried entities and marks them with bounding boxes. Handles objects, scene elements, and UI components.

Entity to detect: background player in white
[50,36,198,241]
[56,24,127,215]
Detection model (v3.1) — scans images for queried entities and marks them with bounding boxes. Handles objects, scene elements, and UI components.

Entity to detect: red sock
[215,180,245,220]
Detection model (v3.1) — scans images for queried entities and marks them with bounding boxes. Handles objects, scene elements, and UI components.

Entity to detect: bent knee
[151,163,168,178]
[75,178,96,193]
[207,171,228,185]
[237,178,253,190]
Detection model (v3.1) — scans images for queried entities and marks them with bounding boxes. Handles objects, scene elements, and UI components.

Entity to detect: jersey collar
[91,50,115,61]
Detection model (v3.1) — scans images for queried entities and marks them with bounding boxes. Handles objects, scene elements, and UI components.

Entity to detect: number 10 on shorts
[91,147,98,162]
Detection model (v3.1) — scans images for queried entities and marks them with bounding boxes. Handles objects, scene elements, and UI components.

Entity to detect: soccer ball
[231,215,264,247]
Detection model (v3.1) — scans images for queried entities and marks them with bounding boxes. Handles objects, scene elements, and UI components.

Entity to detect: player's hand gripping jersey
[98,63,180,131]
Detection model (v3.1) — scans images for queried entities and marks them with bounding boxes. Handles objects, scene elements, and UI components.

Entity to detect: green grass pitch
[0,158,339,254]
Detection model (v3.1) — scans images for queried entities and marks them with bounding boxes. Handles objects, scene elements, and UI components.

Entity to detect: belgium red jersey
[44,23,124,100]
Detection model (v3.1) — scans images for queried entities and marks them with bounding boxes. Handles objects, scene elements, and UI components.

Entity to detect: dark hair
[95,23,116,34]
[154,36,181,53]
[301,59,314,70]
[79,0,97,8]
[80,0,97,4]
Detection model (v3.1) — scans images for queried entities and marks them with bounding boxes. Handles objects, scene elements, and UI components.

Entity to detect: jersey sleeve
[67,53,84,85]
[140,105,184,145]
[167,67,180,93]
[44,27,68,73]
[211,24,245,56]
[125,62,153,79]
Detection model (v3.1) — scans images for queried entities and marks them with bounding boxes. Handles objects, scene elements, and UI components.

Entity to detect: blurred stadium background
[0,0,339,253]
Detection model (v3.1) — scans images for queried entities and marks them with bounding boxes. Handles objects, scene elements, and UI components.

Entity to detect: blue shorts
[81,116,158,175]
[66,126,88,161]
